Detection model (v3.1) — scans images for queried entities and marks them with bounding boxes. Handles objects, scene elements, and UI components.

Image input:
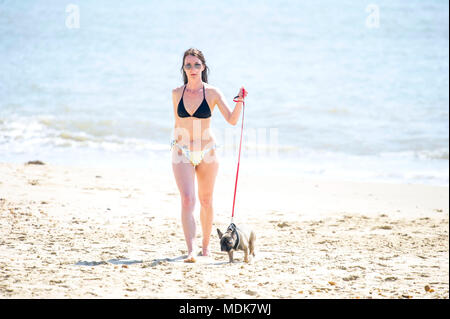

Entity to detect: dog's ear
[231,230,238,241]
[217,228,223,239]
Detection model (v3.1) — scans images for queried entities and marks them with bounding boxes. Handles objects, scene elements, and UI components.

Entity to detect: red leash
[231,88,246,221]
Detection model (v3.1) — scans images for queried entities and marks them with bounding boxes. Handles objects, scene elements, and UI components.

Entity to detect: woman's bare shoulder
[172,84,185,96]
[204,83,221,96]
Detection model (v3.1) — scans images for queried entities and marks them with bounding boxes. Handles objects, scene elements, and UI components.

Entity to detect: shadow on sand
[75,253,242,267]
[75,259,143,266]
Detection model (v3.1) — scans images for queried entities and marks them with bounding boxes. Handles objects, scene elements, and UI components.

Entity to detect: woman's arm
[172,88,179,117]
[214,88,245,126]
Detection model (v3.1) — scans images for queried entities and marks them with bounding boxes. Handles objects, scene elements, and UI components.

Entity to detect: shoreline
[0,161,448,298]
[1,145,448,188]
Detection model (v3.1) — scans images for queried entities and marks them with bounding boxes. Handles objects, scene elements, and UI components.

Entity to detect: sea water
[0,0,448,186]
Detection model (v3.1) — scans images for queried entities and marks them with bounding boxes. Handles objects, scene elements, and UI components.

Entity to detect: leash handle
[231,88,246,219]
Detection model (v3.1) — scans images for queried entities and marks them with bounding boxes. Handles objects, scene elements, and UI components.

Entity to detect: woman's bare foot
[184,253,196,263]
[199,247,210,257]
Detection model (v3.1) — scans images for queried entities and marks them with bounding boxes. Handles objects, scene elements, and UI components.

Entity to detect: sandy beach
[0,161,448,299]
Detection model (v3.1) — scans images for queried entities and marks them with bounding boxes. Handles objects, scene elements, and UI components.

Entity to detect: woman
[171,48,248,263]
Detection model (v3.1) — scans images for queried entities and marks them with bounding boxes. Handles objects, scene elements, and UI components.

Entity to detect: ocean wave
[326,107,350,114]
[2,116,448,162]
[1,116,447,186]
[416,149,449,160]
[59,132,90,142]
[379,149,449,161]
[0,116,168,153]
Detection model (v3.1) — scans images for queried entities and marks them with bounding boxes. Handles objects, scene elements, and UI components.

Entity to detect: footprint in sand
[277,221,289,228]
[28,179,39,185]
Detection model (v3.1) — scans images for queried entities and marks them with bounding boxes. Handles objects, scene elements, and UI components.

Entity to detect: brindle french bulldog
[217,224,256,263]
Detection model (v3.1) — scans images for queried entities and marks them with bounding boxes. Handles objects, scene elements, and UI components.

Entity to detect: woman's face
[183,55,205,80]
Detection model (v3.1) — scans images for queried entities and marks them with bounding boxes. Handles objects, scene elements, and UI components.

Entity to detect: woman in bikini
[171,48,248,263]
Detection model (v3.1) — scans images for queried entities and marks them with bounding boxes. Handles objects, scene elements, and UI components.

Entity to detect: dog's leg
[244,248,249,263]
[249,231,256,257]
[228,251,234,263]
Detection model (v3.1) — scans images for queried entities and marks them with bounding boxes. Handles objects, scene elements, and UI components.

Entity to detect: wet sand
[0,162,448,298]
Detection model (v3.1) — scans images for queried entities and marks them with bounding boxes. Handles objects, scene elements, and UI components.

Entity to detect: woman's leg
[195,148,219,256]
[172,148,197,261]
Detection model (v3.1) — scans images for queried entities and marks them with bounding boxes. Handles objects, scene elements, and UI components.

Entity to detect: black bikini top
[177,85,211,119]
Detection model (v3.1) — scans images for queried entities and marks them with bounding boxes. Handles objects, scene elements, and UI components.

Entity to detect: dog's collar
[227,223,240,250]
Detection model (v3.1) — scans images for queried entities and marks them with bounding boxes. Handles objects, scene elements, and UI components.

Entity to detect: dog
[217,223,256,263]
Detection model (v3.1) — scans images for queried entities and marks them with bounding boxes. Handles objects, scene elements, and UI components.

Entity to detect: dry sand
[0,161,448,298]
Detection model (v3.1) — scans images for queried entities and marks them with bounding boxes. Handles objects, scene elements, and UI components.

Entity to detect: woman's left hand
[238,86,248,99]
[235,86,248,102]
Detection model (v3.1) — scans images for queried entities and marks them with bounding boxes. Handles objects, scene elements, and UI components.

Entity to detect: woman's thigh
[195,149,219,202]
[172,148,196,199]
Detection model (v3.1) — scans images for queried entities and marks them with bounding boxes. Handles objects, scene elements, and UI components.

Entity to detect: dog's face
[217,228,237,252]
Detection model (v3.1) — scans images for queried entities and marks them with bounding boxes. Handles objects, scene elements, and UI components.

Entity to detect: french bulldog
[217,223,256,263]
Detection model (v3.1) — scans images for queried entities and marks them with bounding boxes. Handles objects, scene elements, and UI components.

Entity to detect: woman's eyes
[186,63,201,68]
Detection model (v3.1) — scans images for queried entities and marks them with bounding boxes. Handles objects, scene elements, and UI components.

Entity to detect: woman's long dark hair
[180,48,209,84]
